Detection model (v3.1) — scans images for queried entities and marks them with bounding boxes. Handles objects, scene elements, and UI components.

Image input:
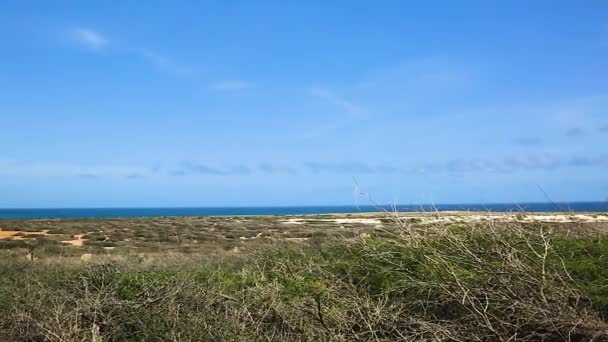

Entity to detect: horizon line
[0,200,605,210]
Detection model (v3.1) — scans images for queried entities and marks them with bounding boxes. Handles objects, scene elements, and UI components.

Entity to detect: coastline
[0,201,606,220]
[1,209,608,221]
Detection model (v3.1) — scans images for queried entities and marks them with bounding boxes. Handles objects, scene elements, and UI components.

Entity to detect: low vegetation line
[0,213,607,341]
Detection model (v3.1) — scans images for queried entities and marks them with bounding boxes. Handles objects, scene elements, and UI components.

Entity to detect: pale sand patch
[283,218,305,225]
[282,218,382,225]
[63,234,86,247]
[333,218,382,225]
[239,232,263,240]
[285,237,308,242]
[527,214,608,222]
[392,213,608,224]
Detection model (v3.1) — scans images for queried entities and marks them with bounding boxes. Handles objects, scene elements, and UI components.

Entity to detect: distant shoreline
[0,202,606,220]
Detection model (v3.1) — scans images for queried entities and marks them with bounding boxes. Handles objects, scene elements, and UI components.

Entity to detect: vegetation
[0,215,382,255]
[0,214,607,341]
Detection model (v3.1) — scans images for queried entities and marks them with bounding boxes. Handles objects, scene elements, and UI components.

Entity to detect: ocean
[0,202,606,219]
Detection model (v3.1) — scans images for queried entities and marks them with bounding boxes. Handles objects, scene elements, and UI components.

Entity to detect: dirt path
[62,234,86,246]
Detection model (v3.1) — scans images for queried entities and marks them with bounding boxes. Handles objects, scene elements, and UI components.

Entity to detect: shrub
[0,216,606,341]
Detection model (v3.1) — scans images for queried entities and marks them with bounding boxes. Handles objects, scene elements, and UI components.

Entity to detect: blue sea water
[0,202,606,219]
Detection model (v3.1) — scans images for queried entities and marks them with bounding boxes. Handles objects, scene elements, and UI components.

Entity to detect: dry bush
[0,214,607,341]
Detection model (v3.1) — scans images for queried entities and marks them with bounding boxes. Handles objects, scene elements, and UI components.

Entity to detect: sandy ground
[0,230,87,246]
[62,234,86,246]
[0,230,48,240]
[1,212,606,249]
[283,213,608,226]
[283,218,382,225]
[399,213,608,223]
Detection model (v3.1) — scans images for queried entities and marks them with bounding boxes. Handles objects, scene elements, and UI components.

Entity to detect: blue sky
[1,1,607,207]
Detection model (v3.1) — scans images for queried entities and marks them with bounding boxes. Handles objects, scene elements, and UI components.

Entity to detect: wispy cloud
[305,161,375,174]
[355,57,474,91]
[67,27,191,75]
[0,160,149,178]
[78,173,99,179]
[210,80,250,91]
[411,154,607,175]
[2,154,606,180]
[549,95,608,131]
[71,27,108,50]
[165,154,608,178]
[171,162,251,176]
[565,127,585,137]
[515,137,543,147]
[138,49,193,76]
[309,87,366,119]
[600,125,608,134]
[257,163,297,174]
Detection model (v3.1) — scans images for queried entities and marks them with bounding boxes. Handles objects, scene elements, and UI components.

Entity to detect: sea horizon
[0,201,606,219]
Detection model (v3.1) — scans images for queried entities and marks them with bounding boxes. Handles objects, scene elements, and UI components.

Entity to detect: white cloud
[210,80,250,91]
[71,27,107,49]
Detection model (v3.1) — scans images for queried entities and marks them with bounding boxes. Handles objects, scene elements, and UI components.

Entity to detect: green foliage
[1,220,607,341]
[115,271,176,300]
[0,239,28,249]
[552,237,608,317]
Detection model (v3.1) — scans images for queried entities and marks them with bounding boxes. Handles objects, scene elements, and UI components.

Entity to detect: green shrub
[1,218,607,341]
[0,239,28,249]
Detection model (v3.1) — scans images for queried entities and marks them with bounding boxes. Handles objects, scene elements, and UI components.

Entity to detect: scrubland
[1,212,607,341]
